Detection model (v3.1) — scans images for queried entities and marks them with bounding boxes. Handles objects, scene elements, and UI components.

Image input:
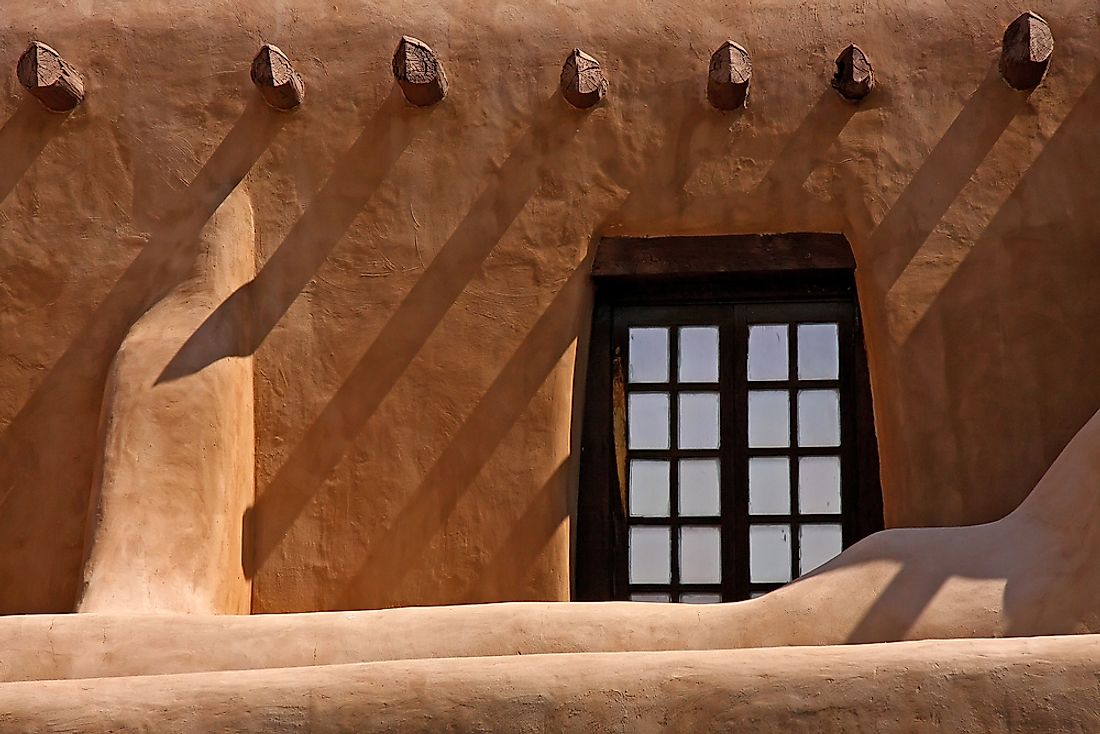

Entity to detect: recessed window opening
[575,234,883,604]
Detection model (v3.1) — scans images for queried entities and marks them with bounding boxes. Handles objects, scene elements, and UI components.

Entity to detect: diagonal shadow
[841,73,1100,642]
[597,80,713,229]
[462,459,572,603]
[157,87,429,383]
[869,64,1031,292]
[0,98,67,204]
[333,263,591,609]
[899,71,1100,521]
[753,88,865,200]
[246,94,589,579]
[0,97,286,613]
[601,87,862,234]
[842,537,965,645]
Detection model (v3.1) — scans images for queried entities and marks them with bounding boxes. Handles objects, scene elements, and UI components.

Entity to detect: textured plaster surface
[2,637,1100,732]
[1,1,1099,620]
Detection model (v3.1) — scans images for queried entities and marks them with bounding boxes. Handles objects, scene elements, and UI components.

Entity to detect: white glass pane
[629,526,671,584]
[748,324,788,381]
[679,526,721,584]
[797,390,840,447]
[750,524,792,583]
[798,323,839,380]
[630,592,671,602]
[628,393,670,449]
[799,456,841,514]
[679,327,720,383]
[628,328,669,383]
[629,460,670,517]
[750,591,767,599]
[800,524,843,575]
[679,459,721,516]
[748,390,789,448]
[748,457,790,515]
[680,593,722,604]
[678,392,720,449]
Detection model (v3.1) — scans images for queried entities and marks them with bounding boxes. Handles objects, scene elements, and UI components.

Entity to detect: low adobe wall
[2,637,1098,732]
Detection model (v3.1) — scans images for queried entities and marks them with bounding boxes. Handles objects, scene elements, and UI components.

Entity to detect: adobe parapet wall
[1,0,1099,614]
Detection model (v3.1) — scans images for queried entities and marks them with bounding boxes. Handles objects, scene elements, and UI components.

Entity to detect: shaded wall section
[0,0,1098,612]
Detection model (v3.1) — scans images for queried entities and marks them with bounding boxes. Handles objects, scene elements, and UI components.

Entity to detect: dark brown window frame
[574,233,884,602]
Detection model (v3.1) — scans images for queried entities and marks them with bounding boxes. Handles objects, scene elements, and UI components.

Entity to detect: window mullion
[788,321,801,584]
[669,327,680,600]
[727,307,749,602]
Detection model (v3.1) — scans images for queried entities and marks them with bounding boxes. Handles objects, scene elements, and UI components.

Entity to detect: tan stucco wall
[1,0,1098,614]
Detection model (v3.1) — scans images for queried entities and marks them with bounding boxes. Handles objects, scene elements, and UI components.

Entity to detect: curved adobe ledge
[1,637,1098,732]
[77,189,256,614]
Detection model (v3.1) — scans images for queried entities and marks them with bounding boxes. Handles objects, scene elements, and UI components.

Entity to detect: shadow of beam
[0,98,67,205]
[842,72,1100,640]
[601,87,860,234]
[332,263,590,608]
[597,80,710,228]
[870,64,1031,292]
[897,71,1100,522]
[754,88,863,199]
[462,459,572,603]
[844,557,954,644]
[245,94,588,578]
[0,97,285,613]
[157,88,429,383]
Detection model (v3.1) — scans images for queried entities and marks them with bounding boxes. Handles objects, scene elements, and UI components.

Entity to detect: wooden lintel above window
[592,233,856,279]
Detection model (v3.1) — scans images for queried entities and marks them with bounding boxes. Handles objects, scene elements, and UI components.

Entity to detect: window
[575,234,883,603]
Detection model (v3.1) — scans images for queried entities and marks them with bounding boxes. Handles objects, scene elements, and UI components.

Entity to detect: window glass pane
[680,593,722,604]
[750,524,792,583]
[797,389,840,447]
[748,457,790,515]
[679,326,719,383]
[629,460,670,517]
[678,392,720,449]
[628,327,669,383]
[748,390,790,448]
[629,526,671,584]
[679,526,721,584]
[800,524,843,575]
[797,323,839,380]
[679,459,720,516]
[748,324,788,381]
[630,592,671,602]
[628,393,670,449]
[799,456,841,514]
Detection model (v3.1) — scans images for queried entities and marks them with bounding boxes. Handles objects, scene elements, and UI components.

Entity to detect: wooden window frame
[574,233,883,602]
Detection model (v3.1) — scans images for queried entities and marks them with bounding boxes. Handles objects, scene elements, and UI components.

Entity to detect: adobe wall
[3,637,1099,732]
[0,0,1098,613]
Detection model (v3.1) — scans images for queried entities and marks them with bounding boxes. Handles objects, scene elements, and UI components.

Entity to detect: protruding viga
[1000,11,1054,91]
[560,48,608,109]
[250,44,305,111]
[832,44,875,101]
[17,41,85,113]
[392,36,448,106]
[707,40,752,110]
